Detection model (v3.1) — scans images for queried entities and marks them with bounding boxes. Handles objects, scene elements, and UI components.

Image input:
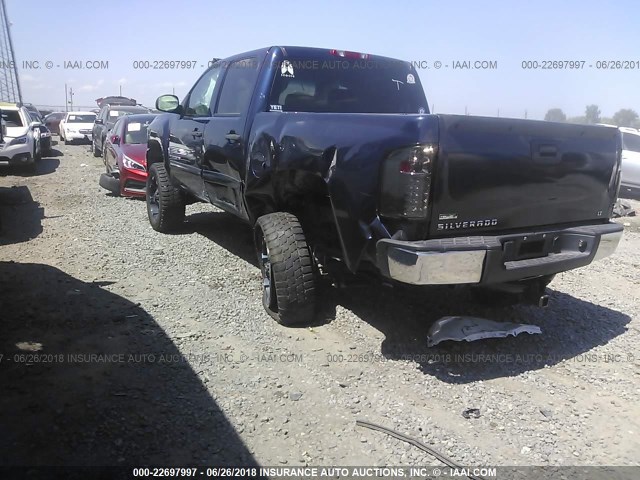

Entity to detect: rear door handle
[225,132,241,142]
[192,130,203,138]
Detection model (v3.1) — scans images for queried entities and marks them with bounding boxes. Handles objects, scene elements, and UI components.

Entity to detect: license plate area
[502,234,553,261]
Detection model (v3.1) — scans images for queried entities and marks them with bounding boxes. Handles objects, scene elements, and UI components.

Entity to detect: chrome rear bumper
[377,222,623,286]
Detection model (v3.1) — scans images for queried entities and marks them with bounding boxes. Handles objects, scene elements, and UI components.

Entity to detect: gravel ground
[0,141,639,470]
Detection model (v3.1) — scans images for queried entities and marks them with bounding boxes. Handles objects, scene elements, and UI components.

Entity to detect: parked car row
[90,97,155,196]
[91,102,152,157]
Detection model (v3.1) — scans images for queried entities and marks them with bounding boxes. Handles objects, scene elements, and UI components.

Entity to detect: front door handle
[192,130,203,138]
[225,132,241,142]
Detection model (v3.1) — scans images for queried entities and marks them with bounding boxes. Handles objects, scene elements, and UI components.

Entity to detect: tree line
[544,105,639,128]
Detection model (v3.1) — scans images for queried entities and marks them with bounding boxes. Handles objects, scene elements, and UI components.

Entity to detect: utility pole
[64,84,68,112]
[119,84,122,96]
[524,109,528,119]
[68,86,74,111]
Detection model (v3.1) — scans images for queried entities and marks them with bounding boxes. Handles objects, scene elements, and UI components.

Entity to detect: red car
[99,114,157,197]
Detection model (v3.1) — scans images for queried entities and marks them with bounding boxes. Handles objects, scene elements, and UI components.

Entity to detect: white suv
[59,111,96,144]
[619,127,640,198]
[0,102,41,170]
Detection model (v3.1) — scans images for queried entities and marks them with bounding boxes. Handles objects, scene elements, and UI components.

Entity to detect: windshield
[1,110,23,127]
[124,121,150,144]
[67,114,96,123]
[269,55,428,114]
[622,132,640,152]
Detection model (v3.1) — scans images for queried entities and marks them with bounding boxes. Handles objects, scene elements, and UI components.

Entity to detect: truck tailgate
[430,115,621,236]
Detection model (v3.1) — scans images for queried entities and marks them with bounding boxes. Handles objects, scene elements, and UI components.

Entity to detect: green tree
[585,105,601,124]
[612,109,639,127]
[544,108,566,122]
[567,116,586,124]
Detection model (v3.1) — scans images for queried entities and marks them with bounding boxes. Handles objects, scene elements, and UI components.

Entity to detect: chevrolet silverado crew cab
[145,46,623,326]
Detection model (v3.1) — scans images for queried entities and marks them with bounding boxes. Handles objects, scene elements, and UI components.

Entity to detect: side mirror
[156,94,181,113]
[111,135,120,145]
[29,121,41,128]
[95,119,104,125]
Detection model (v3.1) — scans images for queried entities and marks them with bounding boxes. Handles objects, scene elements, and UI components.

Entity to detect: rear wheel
[92,140,101,157]
[146,163,185,232]
[254,212,316,326]
[34,140,42,162]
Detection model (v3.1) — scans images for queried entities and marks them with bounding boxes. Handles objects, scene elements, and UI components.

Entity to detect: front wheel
[146,163,185,232]
[254,212,316,326]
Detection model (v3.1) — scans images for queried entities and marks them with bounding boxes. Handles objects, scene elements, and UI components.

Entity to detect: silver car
[620,127,640,198]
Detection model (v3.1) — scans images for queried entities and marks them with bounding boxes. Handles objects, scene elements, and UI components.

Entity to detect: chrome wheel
[257,229,277,312]
[147,173,159,219]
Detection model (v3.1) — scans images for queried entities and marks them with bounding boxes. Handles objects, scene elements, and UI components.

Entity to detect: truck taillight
[380,144,437,219]
[329,49,370,59]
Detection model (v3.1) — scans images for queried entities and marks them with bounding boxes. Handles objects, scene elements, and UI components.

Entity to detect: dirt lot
[1,141,639,470]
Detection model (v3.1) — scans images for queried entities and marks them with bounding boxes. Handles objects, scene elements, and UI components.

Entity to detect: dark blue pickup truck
[145,46,623,325]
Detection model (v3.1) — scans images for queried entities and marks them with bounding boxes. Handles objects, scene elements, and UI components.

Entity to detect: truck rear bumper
[376,222,623,286]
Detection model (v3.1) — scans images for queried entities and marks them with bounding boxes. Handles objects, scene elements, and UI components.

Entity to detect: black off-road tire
[146,163,185,232]
[255,212,316,326]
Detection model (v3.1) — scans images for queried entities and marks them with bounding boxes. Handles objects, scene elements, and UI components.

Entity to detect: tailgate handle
[538,144,558,157]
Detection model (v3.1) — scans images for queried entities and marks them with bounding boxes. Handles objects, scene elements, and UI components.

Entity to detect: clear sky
[6,0,640,119]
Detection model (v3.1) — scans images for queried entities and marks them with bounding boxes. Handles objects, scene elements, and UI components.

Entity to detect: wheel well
[247,170,341,257]
[146,139,164,168]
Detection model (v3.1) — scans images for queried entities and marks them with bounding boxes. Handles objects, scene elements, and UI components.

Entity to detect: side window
[117,119,125,137]
[216,58,260,115]
[111,119,123,139]
[185,66,222,117]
